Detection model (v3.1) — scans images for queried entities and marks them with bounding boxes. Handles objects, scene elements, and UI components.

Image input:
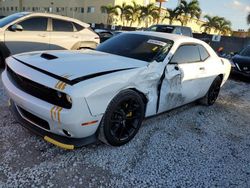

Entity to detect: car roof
[21,12,89,28]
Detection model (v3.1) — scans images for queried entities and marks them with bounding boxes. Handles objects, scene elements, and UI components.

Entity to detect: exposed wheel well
[130,88,148,105]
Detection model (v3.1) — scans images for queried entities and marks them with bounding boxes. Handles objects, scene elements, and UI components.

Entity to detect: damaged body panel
[2,31,232,148]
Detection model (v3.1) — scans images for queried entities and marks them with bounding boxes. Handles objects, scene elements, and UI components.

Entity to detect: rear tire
[99,90,145,146]
[199,76,222,106]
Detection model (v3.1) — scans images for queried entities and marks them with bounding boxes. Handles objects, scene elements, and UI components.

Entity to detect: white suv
[0,12,100,66]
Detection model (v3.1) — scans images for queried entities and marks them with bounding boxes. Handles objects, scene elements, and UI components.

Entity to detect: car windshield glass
[96,33,173,62]
[240,46,250,57]
[0,13,28,27]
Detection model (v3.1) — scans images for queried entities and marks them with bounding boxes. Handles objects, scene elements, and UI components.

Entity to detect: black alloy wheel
[208,79,221,104]
[100,90,145,146]
[199,76,222,106]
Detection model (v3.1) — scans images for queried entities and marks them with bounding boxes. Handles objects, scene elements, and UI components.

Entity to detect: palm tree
[201,15,232,35]
[116,2,133,26]
[176,0,201,26]
[162,8,178,25]
[156,0,166,24]
[139,3,159,27]
[101,5,119,25]
[218,18,232,35]
[126,1,141,27]
[201,15,221,34]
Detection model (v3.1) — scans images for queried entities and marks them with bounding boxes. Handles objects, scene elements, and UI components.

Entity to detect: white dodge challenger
[2,31,231,149]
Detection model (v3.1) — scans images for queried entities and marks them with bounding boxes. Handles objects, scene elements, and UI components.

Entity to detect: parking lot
[0,70,250,187]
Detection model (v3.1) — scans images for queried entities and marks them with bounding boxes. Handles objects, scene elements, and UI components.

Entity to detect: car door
[157,44,206,113]
[49,18,79,50]
[4,17,49,55]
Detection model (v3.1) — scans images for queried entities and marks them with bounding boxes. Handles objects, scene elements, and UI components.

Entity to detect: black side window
[53,19,74,32]
[198,45,210,61]
[171,45,200,63]
[18,17,48,31]
[181,27,192,37]
[73,23,84,31]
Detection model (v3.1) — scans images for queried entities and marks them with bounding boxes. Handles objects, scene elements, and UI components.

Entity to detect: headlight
[66,94,72,104]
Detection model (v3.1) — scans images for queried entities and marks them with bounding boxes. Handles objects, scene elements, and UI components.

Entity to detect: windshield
[0,13,28,28]
[240,46,250,57]
[96,33,173,62]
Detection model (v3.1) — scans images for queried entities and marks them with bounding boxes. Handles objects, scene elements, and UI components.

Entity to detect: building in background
[0,0,155,25]
[0,0,223,34]
[232,30,250,38]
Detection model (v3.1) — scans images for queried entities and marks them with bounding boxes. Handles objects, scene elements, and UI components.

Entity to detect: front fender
[74,64,163,117]
[84,70,141,116]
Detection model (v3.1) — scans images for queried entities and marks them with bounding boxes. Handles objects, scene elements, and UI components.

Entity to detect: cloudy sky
[162,0,250,31]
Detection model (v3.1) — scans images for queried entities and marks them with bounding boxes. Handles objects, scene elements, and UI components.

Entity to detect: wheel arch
[218,74,224,81]
[129,88,148,106]
[0,42,11,59]
[0,42,10,67]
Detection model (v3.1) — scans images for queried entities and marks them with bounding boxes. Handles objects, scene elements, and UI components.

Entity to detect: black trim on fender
[70,68,135,85]
[12,56,72,84]
[12,56,137,85]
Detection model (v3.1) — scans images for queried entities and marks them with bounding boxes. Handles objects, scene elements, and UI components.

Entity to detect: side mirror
[10,24,23,32]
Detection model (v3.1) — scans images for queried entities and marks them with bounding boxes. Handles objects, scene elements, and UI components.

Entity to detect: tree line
[101,0,232,35]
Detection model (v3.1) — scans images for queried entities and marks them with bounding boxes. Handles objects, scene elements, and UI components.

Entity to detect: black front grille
[7,66,72,109]
[17,106,50,130]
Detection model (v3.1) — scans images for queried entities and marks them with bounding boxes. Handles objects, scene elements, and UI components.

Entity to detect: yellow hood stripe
[57,107,63,124]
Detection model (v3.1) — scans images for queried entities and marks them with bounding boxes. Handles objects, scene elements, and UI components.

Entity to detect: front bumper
[10,100,97,149]
[2,68,102,149]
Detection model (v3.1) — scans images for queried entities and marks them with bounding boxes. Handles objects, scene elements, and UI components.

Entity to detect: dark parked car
[231,45,250,79]
[94,29,114,43]
[146,24,193,37]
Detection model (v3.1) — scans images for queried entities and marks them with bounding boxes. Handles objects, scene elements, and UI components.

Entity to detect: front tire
[199,76,222,106]
[99,90,145,146]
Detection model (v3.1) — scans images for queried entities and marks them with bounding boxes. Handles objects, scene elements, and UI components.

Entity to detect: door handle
[199,67,205,70]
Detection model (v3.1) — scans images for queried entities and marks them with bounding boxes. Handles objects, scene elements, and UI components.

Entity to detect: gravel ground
[0,70,250,187]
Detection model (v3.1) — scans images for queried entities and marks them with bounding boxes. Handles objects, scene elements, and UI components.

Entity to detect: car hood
[12,50,148,85]
[232,55,250,64]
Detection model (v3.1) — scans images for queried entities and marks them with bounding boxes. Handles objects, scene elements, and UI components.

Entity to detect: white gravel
[0,70,250,187]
